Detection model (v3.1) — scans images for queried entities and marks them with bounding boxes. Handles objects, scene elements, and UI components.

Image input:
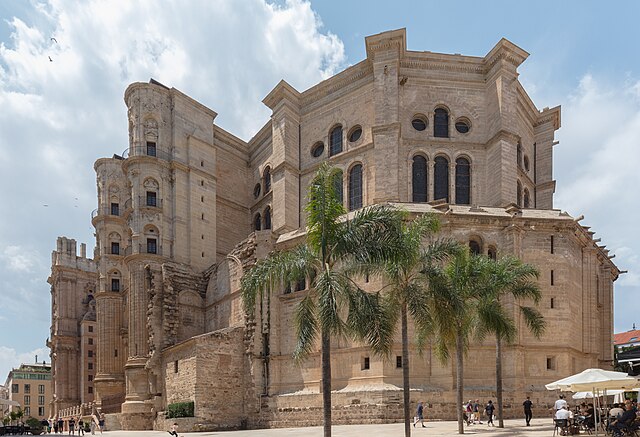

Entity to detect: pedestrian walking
[523,396,533,426]
[485,399,495,427]
[168,422,179,436]
[413,401,426,428]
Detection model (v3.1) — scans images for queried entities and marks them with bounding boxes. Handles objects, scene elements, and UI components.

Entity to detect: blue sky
[0,0,639,380]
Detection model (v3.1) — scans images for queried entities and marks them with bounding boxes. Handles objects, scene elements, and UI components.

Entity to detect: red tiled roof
[614,329,640,345]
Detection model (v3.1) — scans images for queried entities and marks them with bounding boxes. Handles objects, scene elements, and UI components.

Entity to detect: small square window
[147,238,157,254]
[88,326,93,332]
[396,356,402,369]
[11,384,18,393]
[88,350,93,358]
[38,406,45,416]
[111,278,120,292]
[146,191,157,207]
[88,338,93,345]
[88,375,93,381]
[362,356,370,370]
[88,387,93,394]
[111,202,119,216]
[546,356,556,370]
[88,363,93,370]
[111,242,120,255]
[146,141,157,157]
[24,384,30,394]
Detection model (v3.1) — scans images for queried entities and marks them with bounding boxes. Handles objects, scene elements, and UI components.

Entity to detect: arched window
[110,270,121,292]
[263,167,271,194]
[469,240,481,255]
[434,108,449,138]
[263,206,271,230]
[517,143,522,167]
[333,170,344,205]
[254,213,262,231]
[412,155,428,202]
[144,225,159,255]
[329,125,343,156]
[523,189,530,208]
[517,181,522,207]
[433,156,449,202]
[348,164,363,211]
[455,157,471,205]
[487,246,497,260]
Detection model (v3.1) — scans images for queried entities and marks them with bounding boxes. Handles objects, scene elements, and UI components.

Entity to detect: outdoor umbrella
[572,389,625,399]
[546,368,640,436]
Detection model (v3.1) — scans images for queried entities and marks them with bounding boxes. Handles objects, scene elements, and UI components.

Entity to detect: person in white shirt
[556,406,572,420]
[554,395,568,411]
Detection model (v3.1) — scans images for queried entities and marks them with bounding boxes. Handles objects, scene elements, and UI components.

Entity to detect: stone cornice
[485,129,520,146]
[365,28,407,59]
[400,56,485,75]
[483,38,529,72]
[262,80,301,111]
[371,122,401,135]
[299,60,373,109]
[535,105,561,130]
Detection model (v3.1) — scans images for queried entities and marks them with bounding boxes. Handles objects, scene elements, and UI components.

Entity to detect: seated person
[610,403,625,419]
[583,404,595,429]
[611,402,636,436]
[556,405,572,432]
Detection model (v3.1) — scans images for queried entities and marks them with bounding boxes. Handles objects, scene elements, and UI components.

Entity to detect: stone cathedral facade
[48,29,620,430]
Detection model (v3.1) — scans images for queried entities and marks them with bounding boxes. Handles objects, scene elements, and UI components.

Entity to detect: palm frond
[347,288,397,357]
[293,294,319,361]
[520,306,546,338]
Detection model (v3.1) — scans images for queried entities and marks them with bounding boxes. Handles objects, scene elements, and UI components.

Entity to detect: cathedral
[48,29,619,430]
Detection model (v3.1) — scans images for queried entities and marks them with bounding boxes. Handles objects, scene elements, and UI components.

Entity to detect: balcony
[122,244,163,257]
[139,195,163,209]
[122,146,172,161]
[91,206,123,220]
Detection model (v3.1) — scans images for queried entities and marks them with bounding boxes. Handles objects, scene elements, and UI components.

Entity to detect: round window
[311,142,324,158]
[253,183,261,198]
[455,119,470,134]
[348,127,362,143]
[412,118,427,131]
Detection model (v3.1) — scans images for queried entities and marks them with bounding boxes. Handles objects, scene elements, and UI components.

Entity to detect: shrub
[26,417,43,432]
[167,401,194,418]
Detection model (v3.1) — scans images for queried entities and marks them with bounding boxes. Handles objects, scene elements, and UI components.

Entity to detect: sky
[0,0,639,381]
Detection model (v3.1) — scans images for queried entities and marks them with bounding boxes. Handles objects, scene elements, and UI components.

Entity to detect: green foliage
[26,417,43,431]
[166,401,194,418]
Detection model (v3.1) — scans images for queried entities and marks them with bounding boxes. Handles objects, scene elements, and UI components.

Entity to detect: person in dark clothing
[523,396,533,426]
[611,402,636,436]
[485,400,495,427]
[58,418,64,434]
[413,401,426,428]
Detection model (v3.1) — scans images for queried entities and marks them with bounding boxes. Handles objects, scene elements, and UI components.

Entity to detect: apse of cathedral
[48,29,619,431]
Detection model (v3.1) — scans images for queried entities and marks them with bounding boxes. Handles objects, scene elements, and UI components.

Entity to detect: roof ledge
[262,80,301,111]
[365,28,407,60]
[484,38,529,71]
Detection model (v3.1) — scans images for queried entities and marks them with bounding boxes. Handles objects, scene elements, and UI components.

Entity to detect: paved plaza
[84,418,567,436]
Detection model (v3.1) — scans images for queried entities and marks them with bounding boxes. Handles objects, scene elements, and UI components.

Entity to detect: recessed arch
[433,155,450,202]
[348,162,363,211]
[263,206,272,230]
[412,154,428,202]
[455,156,471,205]
[263,166,271,194]
[434,107,450,138]
[254,213,262,231]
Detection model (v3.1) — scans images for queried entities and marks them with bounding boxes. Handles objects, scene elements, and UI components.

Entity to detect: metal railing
[139,196,163,209]
[91,207,122,219]
[121,244,162,256]
[122,146,172,161]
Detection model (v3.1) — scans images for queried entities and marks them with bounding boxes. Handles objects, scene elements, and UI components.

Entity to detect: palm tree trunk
[456,331,464,434]
[321,328,332,437]
[401,304,411,437]
[496,334,504,428]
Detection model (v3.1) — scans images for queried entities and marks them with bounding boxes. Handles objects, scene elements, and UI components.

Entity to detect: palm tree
[421,250,488,434]
[364,213,460,437]
[476,255,546,428]
[241,163,403,437]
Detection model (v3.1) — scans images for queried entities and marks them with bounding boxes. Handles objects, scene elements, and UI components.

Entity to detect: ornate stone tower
[48,237,97,418]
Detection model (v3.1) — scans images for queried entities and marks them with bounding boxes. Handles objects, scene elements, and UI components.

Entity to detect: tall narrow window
[550,236,555,254]
[362,356,370,370]
[433,156,449,202]
[254,213,262,231]
[434,108,449,138]
[523,189,530,208]
[516,181,522,207]
[333,170,343,205]
[517,143,522,167]
[263,167,271,194]
[147,238,157,254]
[469,240,481,255]
[146,141,156,157]
[455,157,471,205]
[551,270,555,286]
[348,164,363,211]
[412,155,428,202]
[110,202,119,216]
[329,125,343,156]
[111,278,120,292]
[146,191,157,207]
[264,206,271,230]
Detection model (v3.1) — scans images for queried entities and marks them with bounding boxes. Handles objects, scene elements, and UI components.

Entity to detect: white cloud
[1,245,37,272]
[0,0,345,356]
[553,74,640,333]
